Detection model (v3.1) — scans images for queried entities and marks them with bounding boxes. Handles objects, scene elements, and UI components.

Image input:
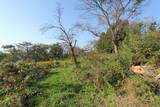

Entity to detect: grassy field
[31,66,101,107]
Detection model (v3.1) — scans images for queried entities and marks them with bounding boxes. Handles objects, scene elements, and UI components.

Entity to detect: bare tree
[41,6,79,67]
[80,0,146,53]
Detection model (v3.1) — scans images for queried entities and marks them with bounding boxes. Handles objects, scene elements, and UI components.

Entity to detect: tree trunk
[110,28,118,54]
[112,41,118,54]
[70,46,79,67]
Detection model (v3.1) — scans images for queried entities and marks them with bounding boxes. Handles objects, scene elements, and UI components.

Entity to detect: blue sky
[0,0,160,48]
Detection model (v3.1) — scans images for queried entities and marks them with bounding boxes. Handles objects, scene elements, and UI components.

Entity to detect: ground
[32,66,99,107]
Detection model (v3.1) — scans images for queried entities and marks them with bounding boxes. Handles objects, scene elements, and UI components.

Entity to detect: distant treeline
[0,42,65,62]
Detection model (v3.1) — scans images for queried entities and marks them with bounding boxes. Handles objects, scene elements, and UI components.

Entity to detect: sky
[0,0,160,49]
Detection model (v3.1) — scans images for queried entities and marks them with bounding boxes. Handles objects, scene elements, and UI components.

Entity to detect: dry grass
[107,95,150,107]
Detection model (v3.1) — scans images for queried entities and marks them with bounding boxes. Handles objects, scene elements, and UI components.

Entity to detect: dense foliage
[0,21,160,107]
[1,42,64,62]
[0,5,160,106]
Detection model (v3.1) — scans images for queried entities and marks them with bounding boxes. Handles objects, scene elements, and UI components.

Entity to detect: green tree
[148,22,158,32]
[81,0,146,53]
[0,52,6,61]
[95,20,129,53]
[30,44,49,61]
[1,45,19,61]
[95,33,113,53]
[142,32,160,58]
[16,42,33,60]
[2,45,16,55]
[49,43,64,60]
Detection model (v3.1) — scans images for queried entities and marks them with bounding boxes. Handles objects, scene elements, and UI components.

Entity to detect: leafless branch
[80,0,146,53]
[41,4,79,66]
[76,23,101,37]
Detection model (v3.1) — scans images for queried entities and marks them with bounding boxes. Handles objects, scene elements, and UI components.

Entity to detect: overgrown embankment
[0,51,160,107]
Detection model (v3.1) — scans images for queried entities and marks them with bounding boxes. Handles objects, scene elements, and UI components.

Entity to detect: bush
[149,54,160,68]
[0,61,50,106]
[78,52,160,106]
[79,51,133,95]
[122,32,160,65]
[0,62,19,73]
[118,75,160,105]
[95,33,114,53]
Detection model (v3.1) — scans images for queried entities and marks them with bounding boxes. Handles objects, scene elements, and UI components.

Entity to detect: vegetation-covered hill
[0,51,160,106]
[0,0,160,106]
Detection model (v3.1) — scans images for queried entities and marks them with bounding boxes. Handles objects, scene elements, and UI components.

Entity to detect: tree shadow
[47,71,59,76]
[37,82,83,94]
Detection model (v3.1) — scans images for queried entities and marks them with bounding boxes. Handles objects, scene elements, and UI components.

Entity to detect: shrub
[118,75,160,105]
[0,61,50,106]
[122,32,160,65]
[79,51,133,96]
